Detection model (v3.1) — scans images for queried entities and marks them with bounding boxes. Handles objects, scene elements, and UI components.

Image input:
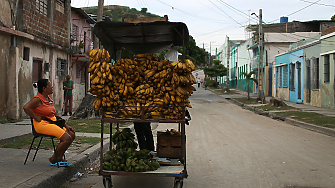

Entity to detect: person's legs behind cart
[134,122,154,151]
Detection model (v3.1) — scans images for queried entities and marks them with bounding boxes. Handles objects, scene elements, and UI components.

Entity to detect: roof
[93,20,189,58]
[71,7,96,24]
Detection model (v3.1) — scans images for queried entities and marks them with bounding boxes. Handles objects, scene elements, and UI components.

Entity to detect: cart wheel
[103,177,112,188]
[173,179,183,188]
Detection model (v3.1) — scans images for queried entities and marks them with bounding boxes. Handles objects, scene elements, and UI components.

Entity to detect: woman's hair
[37,79,49,93]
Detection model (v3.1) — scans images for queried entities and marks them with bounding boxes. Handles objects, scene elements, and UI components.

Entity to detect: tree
[141,8,147,13]
[331,15,335,20]
[240,71,258,100]
[156,35,207,66]
[203,62,227,87]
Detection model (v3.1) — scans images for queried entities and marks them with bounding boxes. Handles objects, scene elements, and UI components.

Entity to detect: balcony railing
[70,34,94,55]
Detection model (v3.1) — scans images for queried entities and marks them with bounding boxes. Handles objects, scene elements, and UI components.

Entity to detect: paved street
[64,84,335,188]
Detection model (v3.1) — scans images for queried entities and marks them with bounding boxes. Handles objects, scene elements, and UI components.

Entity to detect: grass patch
[255,104,294,111]
[215,89,239,95]
[275,111,335,128]
[66,118,129,134]
[0,135,101,149]
[233,97,260,104]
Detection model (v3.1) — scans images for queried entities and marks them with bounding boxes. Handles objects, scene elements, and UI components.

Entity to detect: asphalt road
[63,84,335,188]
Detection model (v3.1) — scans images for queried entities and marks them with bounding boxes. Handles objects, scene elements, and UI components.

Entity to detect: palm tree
[241,71,258,100]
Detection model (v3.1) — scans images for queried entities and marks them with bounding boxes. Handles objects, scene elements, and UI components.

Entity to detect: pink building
[69,7,95,110]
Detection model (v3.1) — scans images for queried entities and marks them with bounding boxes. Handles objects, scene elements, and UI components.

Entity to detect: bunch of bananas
[112,128,138,150]
[103,148,160,172]
[165,129,181,136]
[88,50,196,119]
[104,130,160,172]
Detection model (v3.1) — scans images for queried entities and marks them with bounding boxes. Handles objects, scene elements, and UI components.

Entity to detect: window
[36,0,48,16]
[283,65,288,88]
[311,58,319,89]
[55,0,65,13]
[72,25,78,42]
[57,58,67,77]
[324,54,330,83]
[276,67,280,88]
[289,63,295,91]
[23,47,30,61]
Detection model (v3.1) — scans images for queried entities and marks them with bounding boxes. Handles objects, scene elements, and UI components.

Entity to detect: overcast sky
[71,0,335,54]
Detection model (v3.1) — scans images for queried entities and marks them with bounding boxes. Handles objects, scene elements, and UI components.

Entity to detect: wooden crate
[157,131,181,159]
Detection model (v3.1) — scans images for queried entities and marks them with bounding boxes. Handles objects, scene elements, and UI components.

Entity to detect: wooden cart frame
[99,112,187,188]
[93,20,190,188]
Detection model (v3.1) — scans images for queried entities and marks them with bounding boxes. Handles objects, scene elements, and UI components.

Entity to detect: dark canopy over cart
[93,20,189,60]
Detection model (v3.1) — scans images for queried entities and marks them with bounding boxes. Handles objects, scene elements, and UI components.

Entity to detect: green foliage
[332,15,335,20]
[83,6,160,22]
[141,8,147,13]
[182,36,208,66]
[241,71,258,85]
[206,79,217,88]
[213,60,221,66]
[203,64,227,78]
[79,40,84,48]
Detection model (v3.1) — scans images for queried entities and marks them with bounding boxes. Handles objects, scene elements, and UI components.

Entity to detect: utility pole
[226,36,230,90]
[258,9,263,100]
[210,42,212,66]
[94,0,104,49]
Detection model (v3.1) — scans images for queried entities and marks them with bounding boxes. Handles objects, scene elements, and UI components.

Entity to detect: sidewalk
[0,116,111,188]
[217,88,335,137]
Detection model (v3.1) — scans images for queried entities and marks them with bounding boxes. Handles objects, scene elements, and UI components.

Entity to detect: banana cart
[93,19,190,188]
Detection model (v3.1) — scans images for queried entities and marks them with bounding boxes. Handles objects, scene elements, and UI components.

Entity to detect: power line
[216,0,258,22]
[195,0,229,18]
[207,0,243,26]
[298,0,335,7]
[155,0,242,24]
[268,0,321,23]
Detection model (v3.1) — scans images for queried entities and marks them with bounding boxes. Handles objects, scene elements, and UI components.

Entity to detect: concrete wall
[17,39,69,118]
[0,31,11,119]
[276,88,290,101]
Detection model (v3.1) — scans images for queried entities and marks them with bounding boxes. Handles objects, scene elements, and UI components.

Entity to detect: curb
[226,98,335,138]
[15,138,110,188]
[0,133,32,145]
[285,118,335,137]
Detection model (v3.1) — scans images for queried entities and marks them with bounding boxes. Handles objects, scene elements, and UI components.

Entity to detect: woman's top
[31,92,56,119]
[63,80,73,95]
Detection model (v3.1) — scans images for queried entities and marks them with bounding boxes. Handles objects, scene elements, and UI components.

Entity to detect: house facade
[320,27,335,110]
[247,20,334,98]
[70,7,95,111]
[0,0,72,119]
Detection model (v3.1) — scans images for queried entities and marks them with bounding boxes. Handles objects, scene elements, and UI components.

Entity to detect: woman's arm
[23,98,42,122]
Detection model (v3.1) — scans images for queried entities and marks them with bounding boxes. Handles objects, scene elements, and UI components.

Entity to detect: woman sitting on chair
[23,79,75,164]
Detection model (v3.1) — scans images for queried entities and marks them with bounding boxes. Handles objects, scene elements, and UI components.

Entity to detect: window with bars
[311,58,319,89]
[57,58,68,77]
[276,67,280,88]
[55,0,65,13]
[289,63,295,91]
[283,65,288,88]
[36,0,48,16]
[324,54,330,83]
[72,25,78,42]
[56,0,65,7]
